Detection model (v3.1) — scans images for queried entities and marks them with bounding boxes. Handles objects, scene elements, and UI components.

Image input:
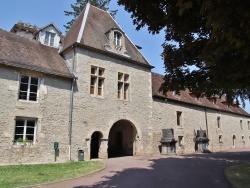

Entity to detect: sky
[1,0,249,113]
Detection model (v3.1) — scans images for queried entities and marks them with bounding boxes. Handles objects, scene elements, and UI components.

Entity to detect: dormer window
[114,32,122,46]
[104,29,130,57]
[44,31,55,46]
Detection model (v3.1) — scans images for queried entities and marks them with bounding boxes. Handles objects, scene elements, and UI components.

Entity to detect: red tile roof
[62,4,151,67]
[0,29,72,78]
[152,72,250,117]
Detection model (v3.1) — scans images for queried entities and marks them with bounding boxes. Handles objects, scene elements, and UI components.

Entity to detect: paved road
[33,148,250,188]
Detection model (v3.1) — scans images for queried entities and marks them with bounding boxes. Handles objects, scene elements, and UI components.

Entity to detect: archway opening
[90,131,102,159]
[108,120,137,158]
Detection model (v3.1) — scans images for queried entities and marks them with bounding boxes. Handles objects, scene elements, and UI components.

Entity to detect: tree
[118,0,250,106]
[64,0,117,31]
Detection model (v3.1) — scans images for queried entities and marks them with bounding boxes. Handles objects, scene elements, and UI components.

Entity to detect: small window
[14,118,37,144]
[248,121,250,130]
[114,32,122,46]
[213,98,216,104]
[178,136,184,146]
[177,111,182,126]
[240,120,243,130]
[117,72,129,100]
[219,135,222,143]
[19,75,39,102]
[217,117,220,128]
[90,66,105,96]
[44,31,56,46]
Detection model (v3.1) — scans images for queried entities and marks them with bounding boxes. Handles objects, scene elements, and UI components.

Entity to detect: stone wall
[151,98,250,155]
[1,49,250,165]
[70,48,153,160]
[0,65,71,165]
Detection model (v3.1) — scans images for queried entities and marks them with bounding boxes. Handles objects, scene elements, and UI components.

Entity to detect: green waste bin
[78,150,84,161]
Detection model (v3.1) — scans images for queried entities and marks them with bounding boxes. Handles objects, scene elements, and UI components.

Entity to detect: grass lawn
[226,163,250,188]
[0,161,104,188]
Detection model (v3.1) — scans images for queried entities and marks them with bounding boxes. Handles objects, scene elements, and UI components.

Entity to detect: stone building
[0,3,249,165]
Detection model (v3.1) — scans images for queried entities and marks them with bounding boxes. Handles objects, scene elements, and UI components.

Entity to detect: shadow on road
[74,151,250,188]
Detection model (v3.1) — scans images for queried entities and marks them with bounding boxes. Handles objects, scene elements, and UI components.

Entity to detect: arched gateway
[108,119,137,158]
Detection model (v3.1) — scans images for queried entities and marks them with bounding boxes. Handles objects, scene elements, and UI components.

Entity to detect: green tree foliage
[118,0,250,106]
[64,0,117,31]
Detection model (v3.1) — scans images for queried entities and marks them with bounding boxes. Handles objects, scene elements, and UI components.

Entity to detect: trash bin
[78,150,84,161]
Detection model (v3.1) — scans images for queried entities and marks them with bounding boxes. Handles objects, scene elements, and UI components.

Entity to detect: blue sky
[1,0,249,113]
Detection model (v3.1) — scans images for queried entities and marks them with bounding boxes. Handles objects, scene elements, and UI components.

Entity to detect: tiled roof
[0,29,72,78]
[62,4,151,67]
[152,72,250,117]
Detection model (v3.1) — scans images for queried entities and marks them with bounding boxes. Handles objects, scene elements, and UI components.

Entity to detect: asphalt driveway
[33,148,250,188]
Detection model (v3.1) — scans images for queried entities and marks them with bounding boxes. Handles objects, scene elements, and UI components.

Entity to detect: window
[240,120,243,130]
[178,136,184,146]
[217,117,220,128]
[117,72,129,100]
[90,66,105,96]
[14,118,37,144]
[114,32,122,46]
[44,31,56,46]
[213,98,216,104]
[19,75,39,102]
[248,121,250,130]
[219,135,222,143]
[177,111,182,126]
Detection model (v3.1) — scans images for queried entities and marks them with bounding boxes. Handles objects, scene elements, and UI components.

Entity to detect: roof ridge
[90,4,108,13]
[77,2,90,43]
[152,72,164,76]
[1,29,39,44]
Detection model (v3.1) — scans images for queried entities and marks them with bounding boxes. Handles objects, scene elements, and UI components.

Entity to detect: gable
[62,4,152,67]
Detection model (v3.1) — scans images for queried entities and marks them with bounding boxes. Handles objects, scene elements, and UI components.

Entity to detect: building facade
[0,3,249,165]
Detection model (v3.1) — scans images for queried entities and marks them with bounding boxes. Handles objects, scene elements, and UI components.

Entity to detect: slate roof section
[152,72,250,117]
[0,29,72,78]
[62,4,151,67]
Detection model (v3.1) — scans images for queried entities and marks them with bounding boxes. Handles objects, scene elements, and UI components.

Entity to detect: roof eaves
[75,42,154,69]
[0,59,73,79]
[152,94,250,118]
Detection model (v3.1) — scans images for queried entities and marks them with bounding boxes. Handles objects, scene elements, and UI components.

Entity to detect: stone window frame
[117,72,130,101]
[18,75,40,103]
[177,111,182,126]
[44,31,56,46]
[14,117,37,145]
[90,66,105,97]
[104,28,130,57]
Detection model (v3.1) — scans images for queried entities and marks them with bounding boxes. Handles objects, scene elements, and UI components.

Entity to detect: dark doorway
[108,120,137,158]
[90,131,102,159]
